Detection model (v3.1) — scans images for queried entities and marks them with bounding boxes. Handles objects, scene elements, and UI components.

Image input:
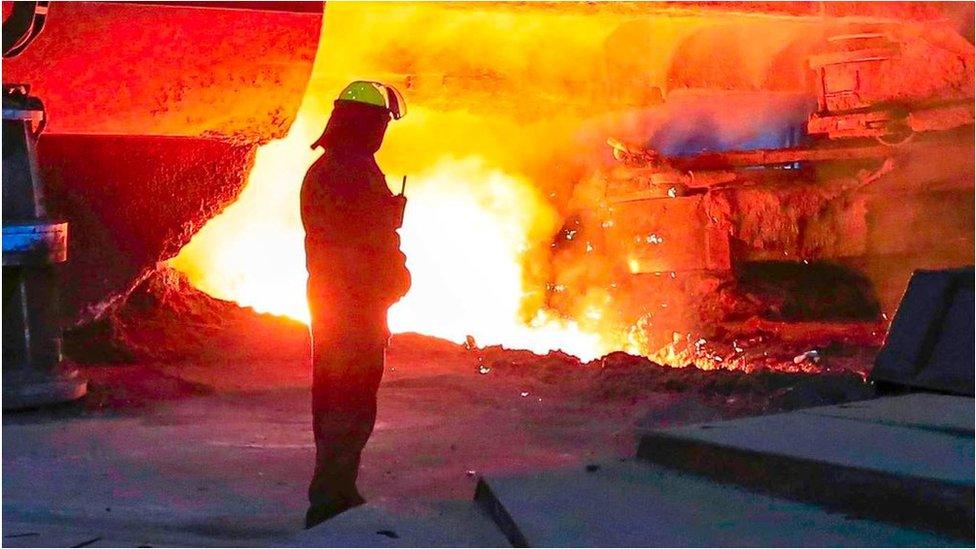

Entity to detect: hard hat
[337,80,406,120]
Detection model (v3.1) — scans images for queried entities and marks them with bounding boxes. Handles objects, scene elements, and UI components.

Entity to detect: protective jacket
[302,100,410,311]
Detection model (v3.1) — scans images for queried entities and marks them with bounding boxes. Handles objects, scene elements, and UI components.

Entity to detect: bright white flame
[171,130,609,359]
[389,157,604,359]
[169,118,318,323]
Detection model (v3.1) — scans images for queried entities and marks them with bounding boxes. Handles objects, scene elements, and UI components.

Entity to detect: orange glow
[385,157,608,358]
[170,128,316,323]
[171,2,679,360]
[170,2,935,364]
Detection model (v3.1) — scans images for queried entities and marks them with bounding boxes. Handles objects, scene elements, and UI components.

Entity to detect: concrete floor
[4,389,314,546]
[2,332,873,546]
[2,357,715,545]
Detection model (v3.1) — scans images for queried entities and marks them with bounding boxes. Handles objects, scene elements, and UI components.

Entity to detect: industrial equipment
[2,1,86,408]
[587,28,974,351]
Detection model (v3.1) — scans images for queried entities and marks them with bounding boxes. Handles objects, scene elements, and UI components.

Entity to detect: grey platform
[0,520,250,548]
[467,393,973,546]
[284,501,509,547]
[474,460,961,547]
[637,395,975,540]
[797,392,974,435]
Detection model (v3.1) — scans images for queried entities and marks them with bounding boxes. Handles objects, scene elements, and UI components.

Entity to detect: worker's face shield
[384,85,406,120]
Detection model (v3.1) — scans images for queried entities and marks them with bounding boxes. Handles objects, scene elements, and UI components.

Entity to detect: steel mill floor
[5,375,968,546]
[4,323,884,547]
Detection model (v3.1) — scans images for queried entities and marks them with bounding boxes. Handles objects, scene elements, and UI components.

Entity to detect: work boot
[304,489,365,529]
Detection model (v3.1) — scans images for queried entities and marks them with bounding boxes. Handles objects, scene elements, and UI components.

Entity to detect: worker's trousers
[306,293,389,521]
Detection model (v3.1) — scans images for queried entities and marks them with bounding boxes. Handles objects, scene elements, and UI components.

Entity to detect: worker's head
[336,81,406,121]
[311,81,405,153]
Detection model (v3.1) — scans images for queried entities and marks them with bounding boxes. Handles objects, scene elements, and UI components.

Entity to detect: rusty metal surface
[2,2,321,142]
[38,134,258,326]
[618,142,903,172]
[611,195,730,273]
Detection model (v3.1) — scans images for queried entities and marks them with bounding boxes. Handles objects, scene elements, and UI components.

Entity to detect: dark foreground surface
[4,279,879,546]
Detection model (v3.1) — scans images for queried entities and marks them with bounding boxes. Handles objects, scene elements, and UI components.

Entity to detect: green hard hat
[337,80,406,120]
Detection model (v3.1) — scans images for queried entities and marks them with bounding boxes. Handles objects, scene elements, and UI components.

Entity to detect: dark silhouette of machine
[2,1,87,409]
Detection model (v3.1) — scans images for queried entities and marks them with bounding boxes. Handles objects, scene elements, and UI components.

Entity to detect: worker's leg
[305,306,387,528]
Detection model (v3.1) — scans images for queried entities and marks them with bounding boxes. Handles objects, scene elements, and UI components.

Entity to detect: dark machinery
[3,2,86,409]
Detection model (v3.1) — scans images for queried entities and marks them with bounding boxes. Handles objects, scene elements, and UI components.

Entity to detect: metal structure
[871,267,975,396]
[581,26,975,351]
[806,33,974,144]
[3,2,86,409]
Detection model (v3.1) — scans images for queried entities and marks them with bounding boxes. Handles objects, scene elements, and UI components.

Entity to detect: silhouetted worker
[301,81,410,527]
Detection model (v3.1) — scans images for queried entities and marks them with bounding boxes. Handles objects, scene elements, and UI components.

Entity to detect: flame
[170,3,650,361]
[386,156,606,358]
[169,115,318,324]
[173,136,607,357]
[170,2,891,365]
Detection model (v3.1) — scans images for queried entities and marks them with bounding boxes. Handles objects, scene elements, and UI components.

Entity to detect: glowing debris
[793,350,821,364]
